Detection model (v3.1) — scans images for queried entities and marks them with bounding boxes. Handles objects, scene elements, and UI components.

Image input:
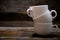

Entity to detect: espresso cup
[27,5,48,19]
[27,5,57,23]
[34,10,57,23]
[34,23,58,35]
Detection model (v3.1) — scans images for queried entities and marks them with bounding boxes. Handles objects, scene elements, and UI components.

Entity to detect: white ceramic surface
[27,5,48,19]
[27,5,57,23]
[34,23,58,35]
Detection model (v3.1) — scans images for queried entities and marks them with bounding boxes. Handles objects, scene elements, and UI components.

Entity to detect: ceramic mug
[34,10,57,23]
[34,23,58,35]
[27,5,57,23]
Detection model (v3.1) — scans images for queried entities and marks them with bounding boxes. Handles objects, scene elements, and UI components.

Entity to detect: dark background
[0,0,60,27]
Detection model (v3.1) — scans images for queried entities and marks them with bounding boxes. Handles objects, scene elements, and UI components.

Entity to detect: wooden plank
[0,37,60,40]
[0,27,60,32]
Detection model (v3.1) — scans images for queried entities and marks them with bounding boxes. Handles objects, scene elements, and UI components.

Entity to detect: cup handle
[52,24,58,32]
[27,9,33,17]
[50,10,57,19]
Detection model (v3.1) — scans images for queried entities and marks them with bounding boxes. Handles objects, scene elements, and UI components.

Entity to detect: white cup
[34,23,58,35]
[27,5,57,23]
[27,5,48,19]
[34,10,57,23]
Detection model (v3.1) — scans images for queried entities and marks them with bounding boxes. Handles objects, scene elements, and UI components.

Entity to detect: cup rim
[29,5,48,8]
[34,23,52,24]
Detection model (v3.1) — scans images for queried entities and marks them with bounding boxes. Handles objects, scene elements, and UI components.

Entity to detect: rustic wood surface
[0,27,60,37]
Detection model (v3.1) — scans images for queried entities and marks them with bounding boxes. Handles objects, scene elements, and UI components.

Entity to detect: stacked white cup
[27,5,58,35]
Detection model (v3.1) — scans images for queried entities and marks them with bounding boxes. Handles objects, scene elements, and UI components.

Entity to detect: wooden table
[0,27,60,40]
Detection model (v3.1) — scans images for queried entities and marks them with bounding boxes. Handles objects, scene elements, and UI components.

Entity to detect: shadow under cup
[34,23,58,35]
